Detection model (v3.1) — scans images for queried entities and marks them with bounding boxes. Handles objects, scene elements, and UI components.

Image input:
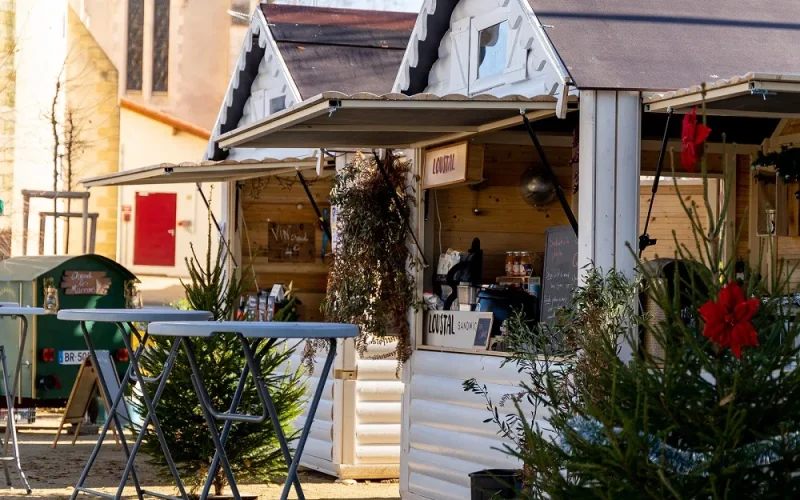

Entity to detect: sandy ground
[0,422,399,499]
[137,275,186,307]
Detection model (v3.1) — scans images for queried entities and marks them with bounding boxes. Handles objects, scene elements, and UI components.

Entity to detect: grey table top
[57,308,213,323]
[147,321,358,339]
[0,307,46,316]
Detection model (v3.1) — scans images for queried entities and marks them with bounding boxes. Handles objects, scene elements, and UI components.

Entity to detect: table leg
[70,322,144,500]
[114,326,185,500]
[279,339,337,500]
[0,315,29,490]
[181,337,242,500]
[115,323,188,500]
[244,338,305,500]
[0,345,30,493]
[199,338,268,499]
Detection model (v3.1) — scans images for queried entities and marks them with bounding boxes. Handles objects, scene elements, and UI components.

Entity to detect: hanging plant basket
[314,151,420,369]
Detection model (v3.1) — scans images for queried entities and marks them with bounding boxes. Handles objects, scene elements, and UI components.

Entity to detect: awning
[80,158,320,188]
[645,73,800,118]
[215,92,573,150]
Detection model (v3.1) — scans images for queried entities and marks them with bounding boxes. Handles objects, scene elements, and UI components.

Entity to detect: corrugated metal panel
[356,444,401,464]
[279,339,402,477]
[406,350,550,500]
[353,341,403,469]
[356,424,401,444]
[282,348,336,466]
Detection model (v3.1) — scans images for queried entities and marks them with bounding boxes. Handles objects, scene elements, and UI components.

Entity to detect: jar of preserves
[520,252,532,276]
[505,251,515,276]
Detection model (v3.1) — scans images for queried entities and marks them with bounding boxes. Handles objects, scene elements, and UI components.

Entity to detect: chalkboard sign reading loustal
[540,226,578,325]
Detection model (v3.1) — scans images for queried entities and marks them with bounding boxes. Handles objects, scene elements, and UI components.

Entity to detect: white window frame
[468,8,511,95]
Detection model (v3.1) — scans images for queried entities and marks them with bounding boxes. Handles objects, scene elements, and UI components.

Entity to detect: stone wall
[64,6,120,258]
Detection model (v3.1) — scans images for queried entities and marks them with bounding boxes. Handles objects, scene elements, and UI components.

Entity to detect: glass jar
[504,252,515,276]
[512,252,522,276]
[520,252,532,276]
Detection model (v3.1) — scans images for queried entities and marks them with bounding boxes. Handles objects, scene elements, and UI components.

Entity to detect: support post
[578,91,642,279]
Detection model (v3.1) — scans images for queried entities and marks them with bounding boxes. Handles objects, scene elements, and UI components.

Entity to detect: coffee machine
[443,238,483,311]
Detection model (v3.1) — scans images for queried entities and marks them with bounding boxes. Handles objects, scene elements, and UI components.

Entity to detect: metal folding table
[0,306,46,494]
[146,321,358,500]
[56,309,213,500]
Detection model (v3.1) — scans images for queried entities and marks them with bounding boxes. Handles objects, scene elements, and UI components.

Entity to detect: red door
[134,192,177,267]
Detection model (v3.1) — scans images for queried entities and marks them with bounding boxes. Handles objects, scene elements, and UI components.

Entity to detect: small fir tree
[135,233,306,496]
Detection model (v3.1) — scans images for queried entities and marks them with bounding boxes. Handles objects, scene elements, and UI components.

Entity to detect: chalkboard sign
[540,226,578,325]
[267,223,315,262]
[52,351,128,448]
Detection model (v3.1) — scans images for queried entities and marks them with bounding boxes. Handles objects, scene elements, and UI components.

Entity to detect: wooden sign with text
[61,271,111,296]
[267,223,315,262]
[423,142,484,189]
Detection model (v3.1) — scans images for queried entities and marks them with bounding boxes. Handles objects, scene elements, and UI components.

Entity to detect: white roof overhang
[80,158,320,188]
[645,73,800,118]
[215,92,573,151]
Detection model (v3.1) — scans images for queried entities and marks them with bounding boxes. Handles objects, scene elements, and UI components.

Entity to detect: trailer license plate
[58,350,91,365]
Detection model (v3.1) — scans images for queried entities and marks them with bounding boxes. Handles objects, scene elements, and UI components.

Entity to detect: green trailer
[0,254,135,407]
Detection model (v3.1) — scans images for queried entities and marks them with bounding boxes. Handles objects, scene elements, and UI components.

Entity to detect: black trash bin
[469,469,521,499]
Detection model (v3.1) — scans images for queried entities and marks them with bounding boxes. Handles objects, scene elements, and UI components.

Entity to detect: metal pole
[82,194,89,254]
[296,169,332,240]
[639,109,674,258]
[373,153,428,267]
[521,114,578,237]
[195,182,238,268]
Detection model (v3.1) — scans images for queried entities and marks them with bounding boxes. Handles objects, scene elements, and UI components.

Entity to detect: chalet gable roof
[530,0,800,90]
[205,5,414,161]
[394,0,800,95]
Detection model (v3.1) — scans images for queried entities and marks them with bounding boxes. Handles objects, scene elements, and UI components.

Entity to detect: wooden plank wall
[240,174,332,322]
[640,183,708,261]
[431,143,709,280]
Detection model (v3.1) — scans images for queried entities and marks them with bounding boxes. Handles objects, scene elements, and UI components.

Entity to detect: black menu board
[540,226,578,325]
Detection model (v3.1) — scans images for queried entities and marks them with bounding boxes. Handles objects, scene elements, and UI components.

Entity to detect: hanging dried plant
[312,151,420,370]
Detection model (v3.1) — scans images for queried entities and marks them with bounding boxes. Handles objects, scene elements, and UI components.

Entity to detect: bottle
[235,297,246,321]
[512,252,522,276]
[505,252,515,276]
[521,252,532,276]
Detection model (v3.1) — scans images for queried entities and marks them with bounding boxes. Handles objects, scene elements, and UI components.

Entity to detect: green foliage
[470,118,800,498]
[134,235,306,496]
[322,151,420,364]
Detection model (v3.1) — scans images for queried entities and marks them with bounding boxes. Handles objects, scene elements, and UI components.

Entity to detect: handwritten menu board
[267,223,315,262]
[540,226,578,325]
[61,271,111,296]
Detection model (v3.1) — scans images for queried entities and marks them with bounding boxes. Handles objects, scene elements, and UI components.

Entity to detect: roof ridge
[275,39,408,50]
[120,98,211,140]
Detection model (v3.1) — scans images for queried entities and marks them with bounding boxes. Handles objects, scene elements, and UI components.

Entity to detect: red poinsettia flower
[698,281,759,359]
[681,108,712,172]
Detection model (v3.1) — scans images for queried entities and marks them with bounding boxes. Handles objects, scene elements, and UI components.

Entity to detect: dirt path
[1,429,399,499]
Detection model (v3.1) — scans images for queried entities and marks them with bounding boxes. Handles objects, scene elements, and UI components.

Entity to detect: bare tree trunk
[50,80,61,255]
[64,110,74,253]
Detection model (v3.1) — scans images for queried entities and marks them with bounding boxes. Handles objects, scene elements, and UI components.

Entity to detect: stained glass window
[126,0,144,91]
[152,0,170,92]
